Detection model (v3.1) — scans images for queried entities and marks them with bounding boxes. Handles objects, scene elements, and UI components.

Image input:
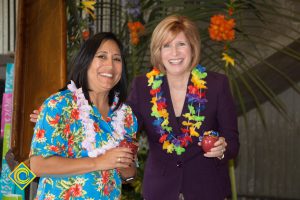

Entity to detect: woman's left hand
[199,137,227,159]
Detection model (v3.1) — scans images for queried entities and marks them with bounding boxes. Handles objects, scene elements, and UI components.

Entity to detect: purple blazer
[127,71,239,200]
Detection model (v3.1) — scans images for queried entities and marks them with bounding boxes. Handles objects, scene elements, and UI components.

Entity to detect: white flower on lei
[67,80,128,157]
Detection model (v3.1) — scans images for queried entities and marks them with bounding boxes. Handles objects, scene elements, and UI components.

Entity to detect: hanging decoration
[209,0,236,67]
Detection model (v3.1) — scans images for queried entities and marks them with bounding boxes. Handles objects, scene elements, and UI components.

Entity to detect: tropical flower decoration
[147,65,208,155]
[127,21,145,45]
[79,0,96,40]
[209,14,235,42]
[81,0,96,20]
[122,0,146,79]
[209,0,236,67]
[66,0,96,64]
[122,0,145,46]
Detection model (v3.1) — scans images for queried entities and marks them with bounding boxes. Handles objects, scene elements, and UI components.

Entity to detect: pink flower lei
[67,80,127,157]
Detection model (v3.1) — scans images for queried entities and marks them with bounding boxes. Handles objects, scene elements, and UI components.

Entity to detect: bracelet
[122,176,135,182]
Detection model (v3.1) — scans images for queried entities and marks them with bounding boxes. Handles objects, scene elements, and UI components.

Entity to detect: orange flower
[127,21,145,45]
[82,29,90,40]
[209,14,235,41]
[130,35,139,45]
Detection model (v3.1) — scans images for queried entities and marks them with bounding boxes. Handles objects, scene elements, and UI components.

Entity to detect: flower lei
[67,80,127,157]
[147,64,208,155]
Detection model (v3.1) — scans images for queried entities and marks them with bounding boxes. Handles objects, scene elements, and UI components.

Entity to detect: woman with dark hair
[29,32,138,200]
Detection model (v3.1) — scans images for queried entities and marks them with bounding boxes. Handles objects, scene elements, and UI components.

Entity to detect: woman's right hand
[30,110,40,122]
[95,147,135,170]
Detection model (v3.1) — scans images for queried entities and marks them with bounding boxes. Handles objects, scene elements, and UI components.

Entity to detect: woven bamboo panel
[236,84,300,199]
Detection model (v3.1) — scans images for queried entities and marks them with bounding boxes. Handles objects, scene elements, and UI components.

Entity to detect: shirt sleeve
[30,96,68,158]
[123,105,138,141]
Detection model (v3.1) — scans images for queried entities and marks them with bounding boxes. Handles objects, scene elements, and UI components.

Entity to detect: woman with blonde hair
[127,15,239,200]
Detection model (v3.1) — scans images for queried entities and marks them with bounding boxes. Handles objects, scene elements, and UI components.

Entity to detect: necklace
[67,80,130,157]
[147,65,208,155]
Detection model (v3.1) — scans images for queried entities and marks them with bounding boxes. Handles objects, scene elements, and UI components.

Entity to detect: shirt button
[176,161,183,168]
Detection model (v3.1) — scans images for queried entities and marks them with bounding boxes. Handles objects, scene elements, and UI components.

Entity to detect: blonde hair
[150,15,201,73]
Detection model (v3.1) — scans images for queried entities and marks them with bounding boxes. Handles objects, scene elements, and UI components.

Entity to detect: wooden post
[12,0,67,162]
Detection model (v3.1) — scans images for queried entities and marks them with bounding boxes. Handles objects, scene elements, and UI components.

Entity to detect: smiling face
[87,39,122,93]
[160,32,192,76]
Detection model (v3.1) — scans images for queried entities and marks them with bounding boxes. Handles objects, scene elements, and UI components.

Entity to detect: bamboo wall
[0,0,17,54]
[236,83,300,199]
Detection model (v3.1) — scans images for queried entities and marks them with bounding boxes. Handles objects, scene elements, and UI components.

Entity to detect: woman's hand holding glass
[95,147,135,170]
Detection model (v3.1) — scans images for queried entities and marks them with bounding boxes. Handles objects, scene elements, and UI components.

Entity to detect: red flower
[181,128,190,134]
[106,117,111,122]
[159,134,168,143]
[36,129,45,139]
[125,114,133,128]
[49,145,60,153]
[71,109,79,120]
[103,185,109,196]
[62,189,71,200]
[72,94,77,101]
[68,135,74,145]
[157,101,167,110]
[94,122,100,132]
[199,91,206,98]
[67,148,74,157]
[70,184,82,197]
[102,171,110,184]
[150,87,161,95]
[184,136,193,143]
[180,136,193,147]
[63,124,71,135]
[49,114,60,125]
[188,85,199,95]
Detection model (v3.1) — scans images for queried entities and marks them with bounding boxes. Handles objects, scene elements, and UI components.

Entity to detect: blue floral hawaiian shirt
[30,89,137,200]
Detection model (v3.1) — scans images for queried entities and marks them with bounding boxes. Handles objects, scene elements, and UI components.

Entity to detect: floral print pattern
[30,89,137,200]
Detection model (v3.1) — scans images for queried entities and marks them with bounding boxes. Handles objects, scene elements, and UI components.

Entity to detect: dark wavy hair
[66,32,127,110]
